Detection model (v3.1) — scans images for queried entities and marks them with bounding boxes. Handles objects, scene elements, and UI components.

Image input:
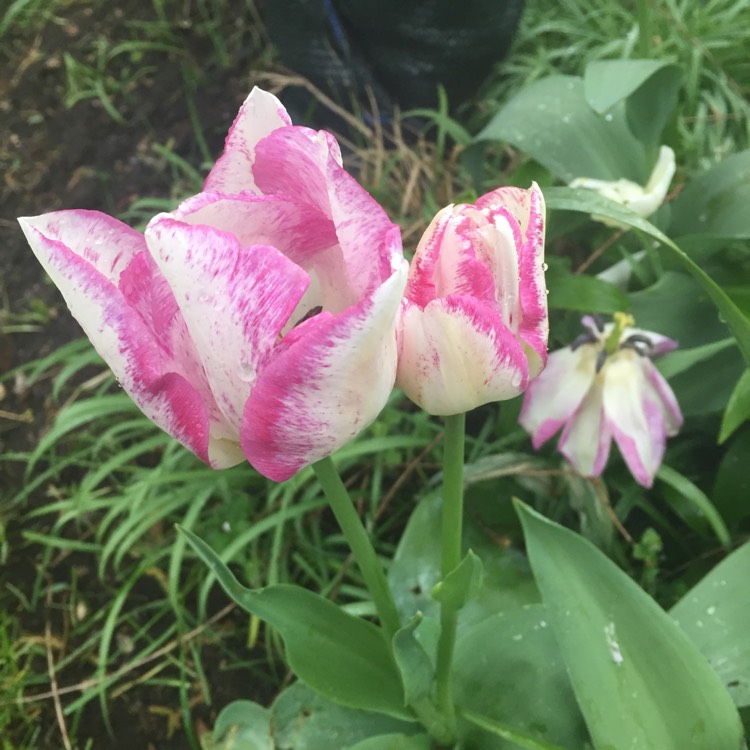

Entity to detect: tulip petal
[643,359,683,435]
[242,257,408,481]
[252,126,397,302]
[18,212,242,468]
[558,380,612,477]
[146,216,310,429]
[519,345,598,448]
[397,295,529,416]
[602,354,666,487]
[478,183,548,375]
[204,87,292,194]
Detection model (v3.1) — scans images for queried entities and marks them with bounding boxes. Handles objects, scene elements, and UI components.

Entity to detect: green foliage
[516,501,744,749]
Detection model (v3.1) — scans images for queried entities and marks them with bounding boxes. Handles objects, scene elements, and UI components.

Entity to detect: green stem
[637,0,651,58]
[434,413,466,729]
[313,457,402,642]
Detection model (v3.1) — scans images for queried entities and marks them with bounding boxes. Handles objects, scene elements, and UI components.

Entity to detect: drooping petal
[519,345,598,448]
[397,295,529,416]
[558,380,612,477]
[18,212,242,468]
[146,215,310,429]
[642,359,683,435]
[204,87,292,194]
[602,354,666,487]
[242,256,408,481]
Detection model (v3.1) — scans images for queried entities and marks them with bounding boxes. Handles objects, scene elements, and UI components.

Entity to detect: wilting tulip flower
[570,145,675,226]
[397,184,548,415]
[519,313,683,488]
[19,87,407,482]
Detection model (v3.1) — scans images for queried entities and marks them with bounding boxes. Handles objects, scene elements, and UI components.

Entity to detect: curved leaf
[476,75,646,182]
[516,501,744,750]
[180,528,409,720]
[671,541,750,708]
[544,186,750,366]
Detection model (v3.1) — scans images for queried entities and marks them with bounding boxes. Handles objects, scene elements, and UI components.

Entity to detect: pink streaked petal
[397,295,529,416]
[19,210,146,284]
[643,359,683,435]
[324,148,403,300]
[242,258,408,481]
[519,345,598,448]
[406,209,498,307]
[146,216,309,429]
[558,381,612,477]
[171,191,337,265]
[19,222,240,468]
[252,126,337,214]
[405,207,453,305]
[204,87,292,194]
[602,355,666,488]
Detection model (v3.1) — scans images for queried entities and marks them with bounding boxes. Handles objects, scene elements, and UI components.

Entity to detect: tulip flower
[570,145,676,226]
[519,313,683,488]
[19,87,407,482]
[396,184,548,415]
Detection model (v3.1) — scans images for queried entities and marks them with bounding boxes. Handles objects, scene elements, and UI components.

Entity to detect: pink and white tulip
[19,87,407,482]
[519,314,683,488]
[396,184,548,415]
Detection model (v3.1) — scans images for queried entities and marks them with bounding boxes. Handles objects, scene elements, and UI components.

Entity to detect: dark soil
[0,2,280,747]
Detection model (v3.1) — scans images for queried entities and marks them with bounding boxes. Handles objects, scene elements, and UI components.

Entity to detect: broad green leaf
[476,75,646,182]
[346,734,432,750]
[271,683,417,750]
[516,501,744,750]
[200,701,272,750]
[623,64,681,150]
[583,59,672,114]
[454,605,588,749]
[547,272,629,314]
[545,186,750,367]
[720,369,750,443]
[671,150,750,239]
[431,549,483,609]
[180,528,409,720]
[388,494,538,627]
[671,541,750,708]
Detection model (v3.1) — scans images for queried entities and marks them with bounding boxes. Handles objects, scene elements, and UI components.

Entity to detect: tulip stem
[637,0,651,57]
[313,457,402,643]
[434,412,466,731]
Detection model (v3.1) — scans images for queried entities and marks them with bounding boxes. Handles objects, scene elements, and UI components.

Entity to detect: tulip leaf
[583,59,672,114]
[671,541,750,708]
[459,709,567,750]
[392,615,435,708]
[201,700,273,750]
[712,427,750,528]
[656,465,731,548]
[271,683,419,750]
[547,272,630,314]
[476,75,646,182]
[179,528,409,720]
[544,186,750,367]
[719,369,750,443]
[454,605,588,749]
[388,494,538,627]
[515,501,745,750]
[346,734,432,750]
[671,150,750,239]
[431,549,483,609]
